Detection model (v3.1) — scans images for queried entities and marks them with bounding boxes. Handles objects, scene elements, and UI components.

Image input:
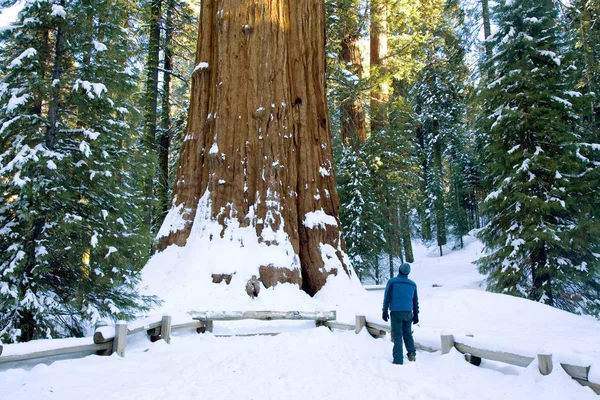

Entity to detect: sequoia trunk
[158,0,349,296]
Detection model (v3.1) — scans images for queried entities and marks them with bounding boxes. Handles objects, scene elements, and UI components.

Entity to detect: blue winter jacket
[382,274,419,315]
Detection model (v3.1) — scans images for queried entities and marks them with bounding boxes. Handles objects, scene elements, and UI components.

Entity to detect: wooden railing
[0,311,337,364]
[439,333,600,394]
[353,316,599,395]
[0,312,598,396]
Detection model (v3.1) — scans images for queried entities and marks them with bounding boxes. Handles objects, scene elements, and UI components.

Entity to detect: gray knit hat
[399,263,411,275]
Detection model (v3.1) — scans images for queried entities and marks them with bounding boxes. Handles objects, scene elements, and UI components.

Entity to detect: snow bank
[141,190,363,321]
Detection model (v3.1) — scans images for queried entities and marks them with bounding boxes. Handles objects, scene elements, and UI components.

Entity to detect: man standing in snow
[382,263,419,365]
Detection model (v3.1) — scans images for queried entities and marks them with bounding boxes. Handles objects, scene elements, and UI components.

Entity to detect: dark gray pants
[391,311,415,364]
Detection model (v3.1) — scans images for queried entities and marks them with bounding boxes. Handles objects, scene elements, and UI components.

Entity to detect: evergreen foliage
[0,0,158,342]
[330,0,477,281]
[476,0,600,316]
[336,146,385,282]
[365,101,418,269]
[410,0,476,253]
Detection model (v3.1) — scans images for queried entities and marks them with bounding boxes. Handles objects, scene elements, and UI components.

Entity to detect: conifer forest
[1,0,599,343]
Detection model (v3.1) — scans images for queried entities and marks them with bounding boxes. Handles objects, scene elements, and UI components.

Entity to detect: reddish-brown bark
[158,0,349,296]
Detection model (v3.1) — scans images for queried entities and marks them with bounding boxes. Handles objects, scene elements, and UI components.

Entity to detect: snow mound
[141,190,364,322]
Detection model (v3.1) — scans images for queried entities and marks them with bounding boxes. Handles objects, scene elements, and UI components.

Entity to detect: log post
[93,325,114,356]
[463,334,481,365]
[355,315,366,334]
[149,326,162,343]
[538,353,553,376]
[196,320,214,334]
[441,334,455,355]
[161,315,172,344]
[113,322,127,357]
[465,353,482,366]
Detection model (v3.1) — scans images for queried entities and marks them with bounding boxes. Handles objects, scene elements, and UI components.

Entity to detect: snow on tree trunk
[156,0,350,296]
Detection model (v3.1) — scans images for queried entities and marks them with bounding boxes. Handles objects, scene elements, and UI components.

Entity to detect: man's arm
[382,281,392,312]
[413,286,419,319]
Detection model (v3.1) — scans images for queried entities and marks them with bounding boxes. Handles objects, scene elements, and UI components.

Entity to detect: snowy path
[1,327,596,400]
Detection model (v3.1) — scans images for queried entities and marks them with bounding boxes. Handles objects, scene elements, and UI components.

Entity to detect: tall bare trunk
[370,0,388,134]
[433,136,447,254]
[416,124,432,240]
[157,0,174,226]
[339,0,367,146]
[399,200,413,262]
[158,0,349,296]
[144,0,161,149]
[577,0,599,125]
[45,6,65,151]
[143,0,162,229]
[481,0,492,59]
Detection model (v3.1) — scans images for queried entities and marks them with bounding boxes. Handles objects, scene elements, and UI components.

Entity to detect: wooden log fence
[0,311,336,366]
[0,341,112,365]
[348,318,599,395]
[440,333,600,395]
[0,312,598,396]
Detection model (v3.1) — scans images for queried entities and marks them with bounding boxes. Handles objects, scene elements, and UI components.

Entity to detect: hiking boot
[407,352,416,362]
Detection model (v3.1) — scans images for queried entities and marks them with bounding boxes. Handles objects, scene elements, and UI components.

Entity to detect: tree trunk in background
[143,0,161,148]
[45,10,64,151]
[385,196,398,278]
[157,0,174,227]
[576,0,600,125]
[433,137,447,255]
[158,0,349,296]
[481,0,492,59]
[370,0,389,133]
[339,0,367,147]
[143,0,161,229]
[399,200,414,262]
[416,124,433,240]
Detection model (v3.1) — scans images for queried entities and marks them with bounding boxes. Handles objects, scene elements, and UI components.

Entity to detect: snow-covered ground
[2,234,599,399]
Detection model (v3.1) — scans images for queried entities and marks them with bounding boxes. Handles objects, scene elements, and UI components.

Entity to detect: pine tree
[410,0,474,254]
[336,146,384,282]
[0,0,157,342]
[477,0,600,315]
[365,103,417,268]
[154,0,197,201]
[565,0,600,316]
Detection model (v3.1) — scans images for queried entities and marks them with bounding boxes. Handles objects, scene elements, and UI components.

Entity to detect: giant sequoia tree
[157,0,351,296]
